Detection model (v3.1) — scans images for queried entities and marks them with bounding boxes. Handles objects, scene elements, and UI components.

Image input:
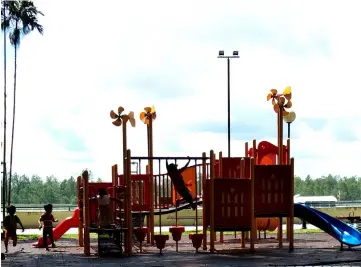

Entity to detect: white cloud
[1,0,361,181]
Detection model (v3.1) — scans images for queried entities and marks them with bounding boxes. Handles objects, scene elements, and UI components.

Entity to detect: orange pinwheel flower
[267,86,293,116]
[140,105,156,125]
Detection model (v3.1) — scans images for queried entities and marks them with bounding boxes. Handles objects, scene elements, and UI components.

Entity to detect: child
[93,188,123,228]
[3,205,24,253]
[39,204,58,251]
[166,157,197,210]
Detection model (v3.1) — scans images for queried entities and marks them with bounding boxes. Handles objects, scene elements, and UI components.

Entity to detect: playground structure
[74,89,298,255]
[32,87,361,255]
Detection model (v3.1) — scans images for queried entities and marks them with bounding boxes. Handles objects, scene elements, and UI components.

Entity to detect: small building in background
[294,194,338,207]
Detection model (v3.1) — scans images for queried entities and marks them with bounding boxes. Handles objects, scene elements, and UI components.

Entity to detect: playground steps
[90,227,128,257]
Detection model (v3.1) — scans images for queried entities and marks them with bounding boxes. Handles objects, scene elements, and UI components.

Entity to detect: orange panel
[171,166,197,205]
[259,153,276,165]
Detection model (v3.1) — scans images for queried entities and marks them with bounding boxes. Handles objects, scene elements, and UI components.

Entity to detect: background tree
[2,172,360,205]
[2,0,44,205]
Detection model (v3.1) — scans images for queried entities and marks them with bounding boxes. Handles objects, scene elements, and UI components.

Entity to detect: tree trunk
[8,43,17,205]
[2,3,8,221]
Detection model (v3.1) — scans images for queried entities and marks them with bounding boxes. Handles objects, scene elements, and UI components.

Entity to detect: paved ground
[1,233,361,267]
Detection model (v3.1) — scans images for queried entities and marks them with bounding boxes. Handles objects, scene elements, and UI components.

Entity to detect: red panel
[214,179,252,229]
[206,179,252,230]
[214,161,220,178]
[131,174,150,211]
[88,182,112,224]
[254,165,292,216]
[221,157,250,178]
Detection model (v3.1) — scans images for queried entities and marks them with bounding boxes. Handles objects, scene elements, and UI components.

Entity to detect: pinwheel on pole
[140,105,156,245]
[267,86,292,165]
[266,86,293,248]
[110,106,136,173]
[110,106,135,254]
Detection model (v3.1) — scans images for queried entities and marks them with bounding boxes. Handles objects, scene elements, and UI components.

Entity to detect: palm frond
[2,0,44,46]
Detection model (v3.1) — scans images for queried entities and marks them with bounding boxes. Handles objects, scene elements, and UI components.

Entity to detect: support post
[82,171,90,256]
[277,107,283,248]
[148,120,155,245]
[250,157,256,252]
[77,176,84,247]
[202,152,207,251]
[126,149,133,255]
[289,158,295,251]
[209,150,215,253]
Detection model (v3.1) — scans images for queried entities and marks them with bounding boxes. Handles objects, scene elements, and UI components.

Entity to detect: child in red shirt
[166,157,197,210]
[3,205,24,253]
[39,204,58,251]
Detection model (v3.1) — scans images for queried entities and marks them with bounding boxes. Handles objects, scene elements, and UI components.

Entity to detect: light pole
[218,50,239,157]
[283,111,296,139]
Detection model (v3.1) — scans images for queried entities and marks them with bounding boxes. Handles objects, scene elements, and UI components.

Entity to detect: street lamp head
[283,111,296,123]
[219,50,224,56]
[233,51,239,56]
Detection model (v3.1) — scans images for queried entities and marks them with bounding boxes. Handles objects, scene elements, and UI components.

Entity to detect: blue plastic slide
[294,203,361,247]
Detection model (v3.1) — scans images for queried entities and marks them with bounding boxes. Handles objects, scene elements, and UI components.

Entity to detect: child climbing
[39,204,58,251]
[166,157,197,210]
[3,205,24,253]
[92,188,123,228]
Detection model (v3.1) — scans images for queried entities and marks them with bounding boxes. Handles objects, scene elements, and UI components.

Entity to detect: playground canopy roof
[294,195,338,203]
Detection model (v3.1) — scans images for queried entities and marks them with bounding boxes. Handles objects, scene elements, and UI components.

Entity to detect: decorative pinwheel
[109,106,135,179]
[267,86,292,116]
[140,105,156,124]
[110,106,136,127]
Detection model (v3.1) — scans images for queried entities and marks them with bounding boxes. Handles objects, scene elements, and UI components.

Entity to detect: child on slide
[166,157,197,210]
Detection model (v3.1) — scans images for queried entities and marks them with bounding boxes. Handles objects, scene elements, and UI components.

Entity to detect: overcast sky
[1,0,361,181]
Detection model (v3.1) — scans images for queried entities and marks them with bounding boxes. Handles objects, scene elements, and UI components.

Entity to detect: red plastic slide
[32,208,80,247]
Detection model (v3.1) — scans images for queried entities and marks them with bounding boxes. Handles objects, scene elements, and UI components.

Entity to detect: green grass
[15,229,323,241]
[16,233,98,241]
[155,229,323,236]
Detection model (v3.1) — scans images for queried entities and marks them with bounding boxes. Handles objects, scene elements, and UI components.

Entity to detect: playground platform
[2,233,361,267]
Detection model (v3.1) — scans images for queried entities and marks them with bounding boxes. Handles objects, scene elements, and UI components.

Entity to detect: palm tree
[1,0,11,221]
[1,0,44,204]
